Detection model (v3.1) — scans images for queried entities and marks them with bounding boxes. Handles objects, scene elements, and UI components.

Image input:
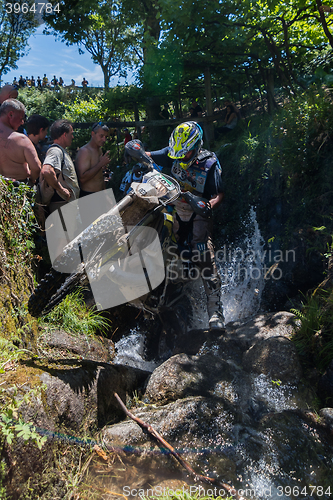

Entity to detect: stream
[93,210,331,500]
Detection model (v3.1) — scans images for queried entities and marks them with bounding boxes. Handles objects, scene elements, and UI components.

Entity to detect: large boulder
[20,360,150,433]
[102,396,237,481]
[40,329,114,362]
[318,360,333,406]
[229,311,296,349]
[242,336,302,383]
[145,353,238,404]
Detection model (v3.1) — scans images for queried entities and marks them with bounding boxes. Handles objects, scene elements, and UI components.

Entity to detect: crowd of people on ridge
[10,75,89,89]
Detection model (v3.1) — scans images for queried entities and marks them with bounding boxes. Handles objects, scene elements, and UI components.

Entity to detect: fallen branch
[114,392,243,499]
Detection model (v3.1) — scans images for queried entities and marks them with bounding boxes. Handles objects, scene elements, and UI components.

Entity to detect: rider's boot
[204,276,225,331]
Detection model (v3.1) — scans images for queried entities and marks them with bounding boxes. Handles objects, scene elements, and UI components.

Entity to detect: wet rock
[242,336,302,383]
[230,311,295,350]
[102,396,333,492]
[41,329,114,362]
[319,408,333,432]
[318,360,333,406]
[20,360,150,432]
[145,353,239,405]
[102,396,237,481]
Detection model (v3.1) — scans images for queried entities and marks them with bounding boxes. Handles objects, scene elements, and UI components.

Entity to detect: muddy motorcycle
[28,142,212,331]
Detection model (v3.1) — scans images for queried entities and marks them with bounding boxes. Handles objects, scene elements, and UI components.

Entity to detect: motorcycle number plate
[154,173,174,190]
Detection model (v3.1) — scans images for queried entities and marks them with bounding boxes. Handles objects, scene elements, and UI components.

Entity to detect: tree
[44,0,137,89]
[0,0,37,84]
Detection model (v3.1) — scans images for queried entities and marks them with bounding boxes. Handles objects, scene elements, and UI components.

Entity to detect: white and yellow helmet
[168,121,203,169]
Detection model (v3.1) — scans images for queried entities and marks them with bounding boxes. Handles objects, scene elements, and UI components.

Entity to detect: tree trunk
[316,0,333,49]
[266,68,278,115]
[102,66,110,90]
[204,67,214,146]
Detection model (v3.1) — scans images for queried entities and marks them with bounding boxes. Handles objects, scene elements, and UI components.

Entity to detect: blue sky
[3,25,132,88]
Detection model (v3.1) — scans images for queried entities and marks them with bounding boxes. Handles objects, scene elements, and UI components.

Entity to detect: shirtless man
[0,99,41,184]
[75,122,110,196]
[0,85,18,104]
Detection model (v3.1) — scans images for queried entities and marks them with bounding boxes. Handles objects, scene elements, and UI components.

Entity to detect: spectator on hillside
[71,79,75,87]
[59,77,64,87]
[41,119,80,214]
[30,76,36,87]
[82,77,88,88]
[12,77,18,87]
[189,99,203,118]
[51,75,58,88]
[37,76,42,88]
[26,114,50,163]
[0,99,41,184]
[18,76,26,88]
[0,85,18,104]
[75,122,110,197]
[123,128,132,145]
[216,103,238,135]
[123,128,133,165]
[159,104,171,120]
[42,74,48,87]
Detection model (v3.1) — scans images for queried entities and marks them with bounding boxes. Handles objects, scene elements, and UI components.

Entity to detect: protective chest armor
[171,150,216,195]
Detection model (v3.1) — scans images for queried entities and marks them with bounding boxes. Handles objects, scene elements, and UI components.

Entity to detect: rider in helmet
[148,121,225,331]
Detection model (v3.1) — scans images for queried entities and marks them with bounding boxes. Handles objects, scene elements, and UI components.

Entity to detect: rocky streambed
[1,311,333,499]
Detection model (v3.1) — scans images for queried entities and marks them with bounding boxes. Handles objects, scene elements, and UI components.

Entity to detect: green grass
[41,288,111,338]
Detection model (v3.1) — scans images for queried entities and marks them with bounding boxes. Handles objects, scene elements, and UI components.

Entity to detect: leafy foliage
[0,0,37,80]
[44,0,137,88]
[0,179,37,267]
[291,288,333,370]
[0,385,47,450]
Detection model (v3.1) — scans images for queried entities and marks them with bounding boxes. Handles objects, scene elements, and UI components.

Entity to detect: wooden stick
[114,392,242,499]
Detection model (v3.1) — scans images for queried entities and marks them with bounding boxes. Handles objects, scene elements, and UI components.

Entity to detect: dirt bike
[28,142,212,337]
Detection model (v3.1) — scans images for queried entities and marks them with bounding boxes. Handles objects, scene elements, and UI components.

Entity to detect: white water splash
[113,328,158,372]
[217,207,265,323]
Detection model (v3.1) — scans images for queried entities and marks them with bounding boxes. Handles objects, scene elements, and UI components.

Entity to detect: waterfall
[217,207,265,324]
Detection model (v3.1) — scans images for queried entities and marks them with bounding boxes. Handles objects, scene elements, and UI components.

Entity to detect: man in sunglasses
[75,122,110,197]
